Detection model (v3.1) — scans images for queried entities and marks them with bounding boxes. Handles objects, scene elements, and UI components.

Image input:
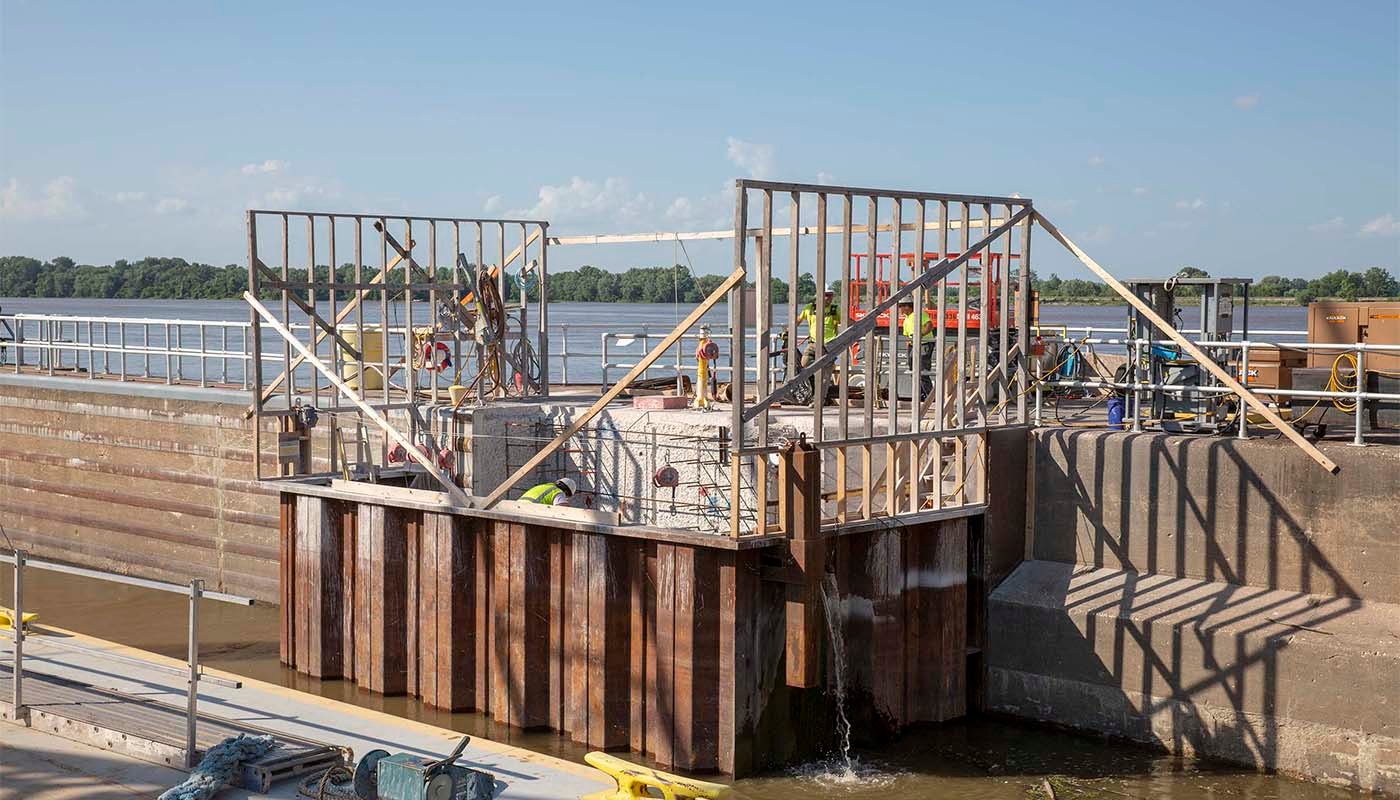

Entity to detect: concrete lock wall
[0,374,281,600]
[989,428,1400,794]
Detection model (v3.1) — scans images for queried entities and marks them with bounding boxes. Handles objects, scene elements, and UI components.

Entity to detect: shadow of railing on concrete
[1032,428,1370,773]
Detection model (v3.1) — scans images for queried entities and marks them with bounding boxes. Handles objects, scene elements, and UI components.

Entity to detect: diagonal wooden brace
[741,207,1033,424]
[1033,210,1338,474]
[245,239,414,418]
[245,292,475,508]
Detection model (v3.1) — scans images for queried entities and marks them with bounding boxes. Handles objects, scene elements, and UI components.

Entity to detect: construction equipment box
[1307,301,1400,371]
[1233,345,1305,390]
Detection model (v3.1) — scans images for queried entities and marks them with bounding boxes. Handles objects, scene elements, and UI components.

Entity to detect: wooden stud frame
[726,180,1034,535]
[246,209,549,482]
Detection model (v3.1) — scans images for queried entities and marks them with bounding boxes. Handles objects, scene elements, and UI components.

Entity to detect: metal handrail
[1032,333,1400,445]
[2,549,254,766]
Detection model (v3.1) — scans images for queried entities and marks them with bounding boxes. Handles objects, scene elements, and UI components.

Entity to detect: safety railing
[1,313,264,388]
[1,311,771,390]
[1030,331,1400,445]
[599,328,774,385]
[0,549,254,767]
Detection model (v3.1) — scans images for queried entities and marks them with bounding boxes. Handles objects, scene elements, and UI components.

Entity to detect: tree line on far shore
[1,255,1395,306]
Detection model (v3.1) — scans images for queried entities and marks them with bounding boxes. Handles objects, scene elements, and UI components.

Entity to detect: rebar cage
[725,180,1035,535]
[245,209,549,483]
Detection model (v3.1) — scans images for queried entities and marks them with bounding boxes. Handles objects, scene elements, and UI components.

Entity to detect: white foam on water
[788,755,907,793]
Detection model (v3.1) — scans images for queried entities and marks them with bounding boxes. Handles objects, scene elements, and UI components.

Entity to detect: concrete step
[987,559,1400,793]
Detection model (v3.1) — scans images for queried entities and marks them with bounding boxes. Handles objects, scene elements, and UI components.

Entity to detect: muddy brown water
[1,568,1363,799]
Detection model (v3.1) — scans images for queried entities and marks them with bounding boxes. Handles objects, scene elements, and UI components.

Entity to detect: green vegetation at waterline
[1,256,1395,306]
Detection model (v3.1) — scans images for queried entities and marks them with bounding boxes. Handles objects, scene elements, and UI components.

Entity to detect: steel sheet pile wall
[278,489,970,776]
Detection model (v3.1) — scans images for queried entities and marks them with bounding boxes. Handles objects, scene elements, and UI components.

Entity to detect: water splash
[820,572,855,778]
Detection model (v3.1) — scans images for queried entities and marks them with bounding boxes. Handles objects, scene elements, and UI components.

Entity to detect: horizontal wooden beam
[548,216,1024,247]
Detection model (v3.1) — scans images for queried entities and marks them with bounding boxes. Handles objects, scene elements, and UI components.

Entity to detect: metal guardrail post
[559,325,570,384]
[600,332,609,388]
[1237,341,1250,440]
[12,549,24,721]
[1131,340,1144,433]
[1353,347,1366,447]
[1033,357,1043,426]
[185,577,202,767]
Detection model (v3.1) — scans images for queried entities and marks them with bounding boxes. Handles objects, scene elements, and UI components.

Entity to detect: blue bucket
[1107,396,1125,430]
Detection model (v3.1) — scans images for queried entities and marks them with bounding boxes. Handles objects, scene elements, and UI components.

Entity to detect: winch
[352,736,493,800]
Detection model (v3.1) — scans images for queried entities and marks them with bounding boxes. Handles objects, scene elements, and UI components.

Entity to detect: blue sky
[1,0,1396,280]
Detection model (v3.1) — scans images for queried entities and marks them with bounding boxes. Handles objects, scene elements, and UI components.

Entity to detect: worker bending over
[521,477,577,506]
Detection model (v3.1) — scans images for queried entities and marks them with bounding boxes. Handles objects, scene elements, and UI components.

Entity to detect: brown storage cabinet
[1307,301,1400,370]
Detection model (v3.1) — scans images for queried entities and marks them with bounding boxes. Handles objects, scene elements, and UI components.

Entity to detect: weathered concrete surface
[989,429,1400,794]
[1030,428,1400,603]
[0,374,280,601]
[0,722,273,799]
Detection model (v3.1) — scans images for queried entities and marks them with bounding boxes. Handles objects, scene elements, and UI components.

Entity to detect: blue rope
[158,734,276,800]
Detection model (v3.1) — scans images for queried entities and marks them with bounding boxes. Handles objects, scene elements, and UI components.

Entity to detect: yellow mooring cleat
[0,607,37,631]
[582,752,730,800]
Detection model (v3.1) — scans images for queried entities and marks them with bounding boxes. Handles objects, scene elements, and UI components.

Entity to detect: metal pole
[560,325,570,385]
[12,549,23,721]
[185,578,202,767]
[1353,347,1366,447]
[1131,339,1144,433]
[1237,341,1249,440]
[1033,357,1043,426]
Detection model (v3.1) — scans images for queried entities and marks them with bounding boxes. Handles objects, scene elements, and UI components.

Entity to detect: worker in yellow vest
[899,298,934,338]
[796,289,840,366]
[521,477,577,506]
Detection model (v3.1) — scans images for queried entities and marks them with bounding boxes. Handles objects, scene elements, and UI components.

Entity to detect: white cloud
[815,171,837,185]
[0,176,83,220]
[1175,198,1206,211]
[725,137,775,179]
[240,159,290,176]
[256,181,330,209]
[154,197,191,215]
[1078,224,1113,243]
[665,196,694,220]
[1087,154,1105,168]
[114,190,147,203]
[1232,94,1260,110]
[483,195,503,213]
[517,176,651,224]
[1131,186,1149,196]
[1308,216,1346,233]
[1360,213,1399,237]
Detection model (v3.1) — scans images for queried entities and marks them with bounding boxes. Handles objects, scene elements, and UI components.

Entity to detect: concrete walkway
[1,723,270,800]
[2,627,612,799]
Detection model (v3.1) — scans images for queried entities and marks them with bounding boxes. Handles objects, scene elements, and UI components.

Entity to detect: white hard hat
[555,477,578,496]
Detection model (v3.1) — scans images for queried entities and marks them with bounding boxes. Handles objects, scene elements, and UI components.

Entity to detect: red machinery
[846,251,1021,332]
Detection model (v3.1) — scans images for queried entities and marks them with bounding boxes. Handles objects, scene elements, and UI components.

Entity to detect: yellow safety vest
[799,303,840,342]
[902,309,932,337]
[521,483,562,504]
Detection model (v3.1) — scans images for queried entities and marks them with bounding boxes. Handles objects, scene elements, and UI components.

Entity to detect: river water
[0,567,1360,800]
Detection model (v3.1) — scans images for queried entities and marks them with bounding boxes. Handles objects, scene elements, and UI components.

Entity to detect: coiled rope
[157,734,276,800]
[296,763,359,800]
